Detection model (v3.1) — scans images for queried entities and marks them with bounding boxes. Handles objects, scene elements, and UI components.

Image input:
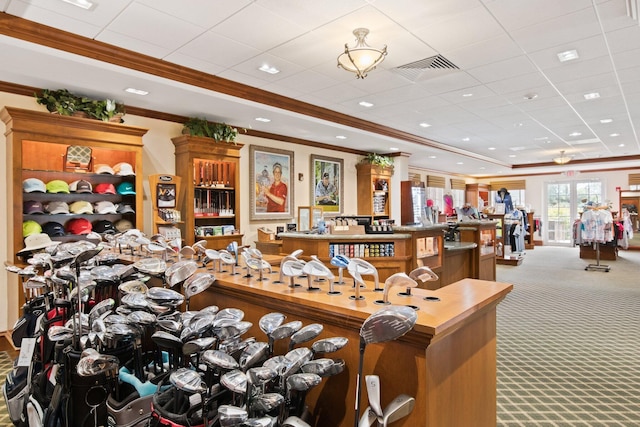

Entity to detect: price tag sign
[17,337,36,367]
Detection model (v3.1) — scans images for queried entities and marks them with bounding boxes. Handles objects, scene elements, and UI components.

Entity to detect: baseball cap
[94,183,117,195]
[113,162,135,176]
[116,203,135,214]
[42,221,66,237]
[23,220,42,237]
[114,219,133,232]
[66,218,92,235]
[116,182,136,195]
[94,201,118,214]
[45,180,70,194]
[69,179,93,193]
[45,201,70,214]
[23,178,46,193]
[23,200,45,214]
[93,220,116,234]
[17,233,60,256]
[94,164,115,175]
[69,200,94,214]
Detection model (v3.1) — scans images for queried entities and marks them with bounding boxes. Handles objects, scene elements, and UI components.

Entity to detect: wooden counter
[190,264,513,427]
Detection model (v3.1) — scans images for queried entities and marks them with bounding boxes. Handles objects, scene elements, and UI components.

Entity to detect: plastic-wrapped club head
[249,392,284,414]
[77,349,119,377]
[289,323,323,348]
[216,320,253,341]
[311,336,349,355]
[47,325,74,342]
[219,251,236,265]
[281,416,312,427]
[226,241,239,255]
[218,405,248,427]
[118,280,148,295]
[262,355,287,372]
[239,342,269,371]
[300,358,336,377]
[126,310,156,326]
[271,320,303,341]
[184,272,215,299]
[179,246,196,259]
[243,416,277,427]
[170,367,206,393]
[203,349,239,371]
[215,308,245,322]
[71,247,103,268]
[89,298,115,321]
[182,337,216,356]
[286,373,322,392]
[220,370,247,394]
[146,287,184,305]
[165,260,198,287]
[133,258,166,275]
[259,312,286,337]
[360,305,418,345]
[281,347,313,379]
[120,292,149,310]
[151,330,183,350]
[246,366,278,387]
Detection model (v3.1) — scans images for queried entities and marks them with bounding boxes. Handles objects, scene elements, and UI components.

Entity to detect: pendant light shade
[337,28,387,79]
[553,150,571,165]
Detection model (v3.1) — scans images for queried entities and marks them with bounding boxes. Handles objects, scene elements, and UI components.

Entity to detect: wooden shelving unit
[487,214,523,266]
[1,107,146,262]
[466,183,490,210]
[356,163,393,221]
[171,135,244,249]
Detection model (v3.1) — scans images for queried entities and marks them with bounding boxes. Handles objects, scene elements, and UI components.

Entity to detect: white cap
[94,164,115,175]
[94,201,118,214]
[113,162,135,176]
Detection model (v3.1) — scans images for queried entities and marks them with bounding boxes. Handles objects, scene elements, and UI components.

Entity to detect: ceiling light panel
[557,49,579,62]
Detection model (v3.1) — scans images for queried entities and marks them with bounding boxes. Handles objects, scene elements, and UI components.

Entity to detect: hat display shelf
[171,135,244,249]
[1,106,147,310]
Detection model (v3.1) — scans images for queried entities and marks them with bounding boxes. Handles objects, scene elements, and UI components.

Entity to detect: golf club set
[3,228,428,427]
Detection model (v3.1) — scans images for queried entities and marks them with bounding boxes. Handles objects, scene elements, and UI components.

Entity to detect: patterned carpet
[0,351,14,427]
[496,246,640,426]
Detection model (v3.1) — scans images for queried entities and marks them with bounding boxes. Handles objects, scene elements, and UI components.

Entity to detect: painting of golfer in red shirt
[264,162,287,212]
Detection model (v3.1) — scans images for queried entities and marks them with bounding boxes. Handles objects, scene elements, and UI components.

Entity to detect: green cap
[23,220,42,237]
[46,180,70,194]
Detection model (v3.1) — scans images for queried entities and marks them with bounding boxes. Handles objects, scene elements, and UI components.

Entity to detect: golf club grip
[354,338,366,427]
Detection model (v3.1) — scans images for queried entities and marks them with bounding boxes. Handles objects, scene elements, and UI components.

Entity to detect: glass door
[545,180,603,245]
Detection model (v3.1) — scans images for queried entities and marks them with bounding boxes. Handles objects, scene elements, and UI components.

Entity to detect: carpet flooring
[496,246,640,426]
[0,351,14,427]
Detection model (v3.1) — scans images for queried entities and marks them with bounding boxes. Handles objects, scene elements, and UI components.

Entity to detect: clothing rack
[582,205,612,272]
[584,241,610,272]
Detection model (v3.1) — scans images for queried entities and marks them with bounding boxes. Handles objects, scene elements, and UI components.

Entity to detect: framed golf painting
[311,154,343,215]
[250,145,295,220]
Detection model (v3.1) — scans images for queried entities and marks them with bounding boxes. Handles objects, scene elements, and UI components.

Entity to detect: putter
[378,394,415,426]
[354,305,418,427]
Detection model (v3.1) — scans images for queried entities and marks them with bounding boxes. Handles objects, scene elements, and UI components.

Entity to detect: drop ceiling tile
[487,0,596,32]
[255,0,364,29]
[172,31,260,70]
[416,72,481,95]
[263,70,340,96]
[100,3,206,52]
[606,25,640,53]
[510,7,601,53]
[467,55,537,84]
[485,72,548,95]
[135,0,252,28]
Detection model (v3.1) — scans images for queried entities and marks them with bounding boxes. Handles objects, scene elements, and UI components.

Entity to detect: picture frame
[298,206,324,232]
[310,154,343,215]
[494,202,506,215]
[250,145,295,220]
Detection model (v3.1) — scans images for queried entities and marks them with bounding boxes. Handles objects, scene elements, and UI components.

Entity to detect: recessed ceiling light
[610,133,620,137]
[557,49,579,62]
[619,143,625,147]
[514,123,523,127]
[125,87,148,95]
[534,136,549,141]
[462,137,470,142]
[569,132,582,137]
[523,93,538,100]
[508,154,516,158]
[428,155,436,159]
[335,135,346,140]
[61,0,94,10]
[255,117,271,122]
[359,101,374,107]
[600,118,613,124]
[462,93,473,97]
[389,147,399,151]
[583,92,600,100]
[479,167,486,170]
[456,162,464,165]
[419,122,431,128]
[488,147,496,150]
[259,64,280,74]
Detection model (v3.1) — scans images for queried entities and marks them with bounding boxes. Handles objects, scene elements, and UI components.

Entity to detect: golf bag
[106,385,154,427]
[2,364,29,427]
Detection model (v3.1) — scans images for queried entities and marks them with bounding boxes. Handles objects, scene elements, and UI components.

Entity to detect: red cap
[66,218,92,235]
[94,183,117,195]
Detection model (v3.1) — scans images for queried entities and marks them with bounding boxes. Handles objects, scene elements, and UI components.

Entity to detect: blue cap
[116,182,136,195]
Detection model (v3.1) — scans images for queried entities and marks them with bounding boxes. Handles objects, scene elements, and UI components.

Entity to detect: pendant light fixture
[553,150,572,165]
[337,28,387,79]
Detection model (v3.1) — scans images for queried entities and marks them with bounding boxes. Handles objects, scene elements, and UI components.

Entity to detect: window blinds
[628,173,640,186]
[489,180,526,190]
[426,175,445,188]
[450,178,466,190]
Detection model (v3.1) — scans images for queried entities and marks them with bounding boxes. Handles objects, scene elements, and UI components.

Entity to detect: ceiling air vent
[392,55,459,81]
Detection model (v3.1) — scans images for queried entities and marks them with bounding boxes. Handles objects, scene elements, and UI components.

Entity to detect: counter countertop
[444,241,478,251]
[278,232,412,240]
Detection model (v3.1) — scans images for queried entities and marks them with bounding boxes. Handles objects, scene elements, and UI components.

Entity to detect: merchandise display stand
[148,173,183,241]
[585,242,610,272]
